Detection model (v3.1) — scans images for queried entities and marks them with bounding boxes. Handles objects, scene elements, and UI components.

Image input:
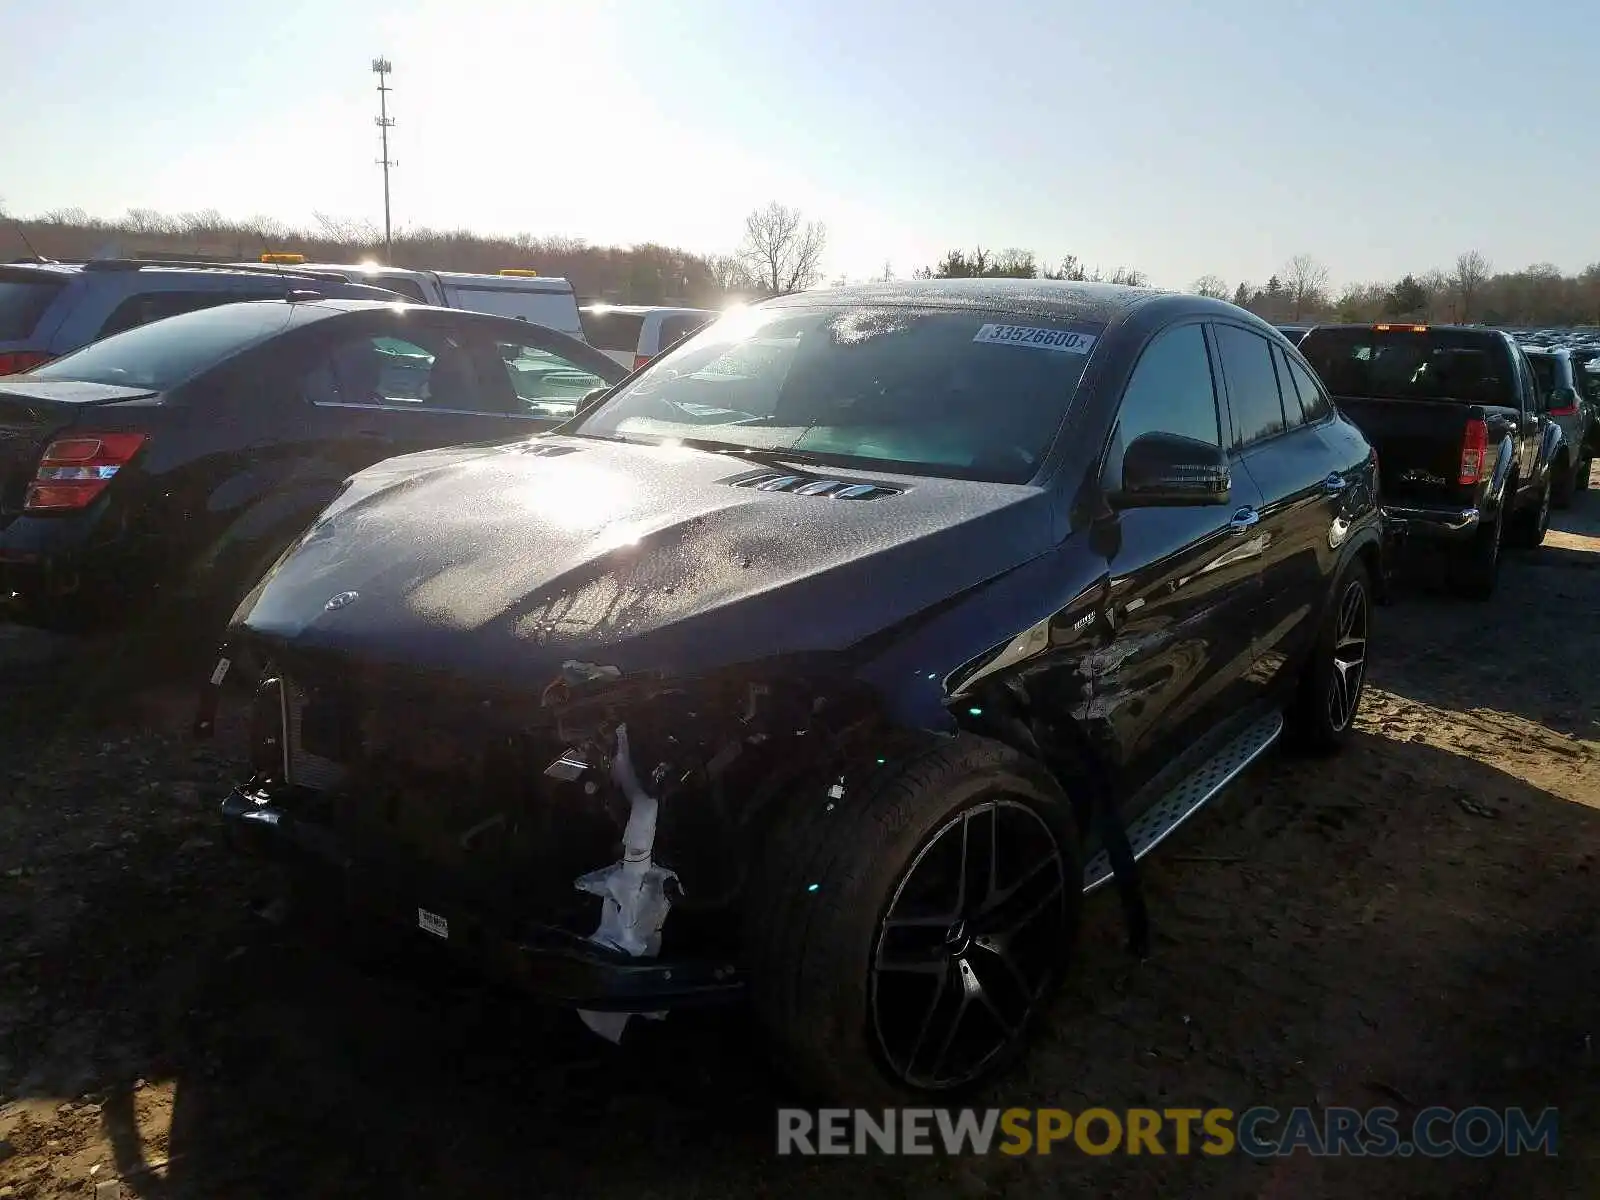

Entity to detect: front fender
[850,543,1107,733]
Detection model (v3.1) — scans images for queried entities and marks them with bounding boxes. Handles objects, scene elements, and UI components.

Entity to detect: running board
[1082,711,1284,894]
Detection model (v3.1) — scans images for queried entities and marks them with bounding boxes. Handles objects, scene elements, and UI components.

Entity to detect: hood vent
[733,471,903,501]
[512,442,582,459]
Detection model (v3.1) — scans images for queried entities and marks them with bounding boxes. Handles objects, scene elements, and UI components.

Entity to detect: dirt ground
[2,489,1597,1199]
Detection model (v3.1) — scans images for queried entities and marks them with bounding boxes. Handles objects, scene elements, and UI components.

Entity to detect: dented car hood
[235,435,1055,685]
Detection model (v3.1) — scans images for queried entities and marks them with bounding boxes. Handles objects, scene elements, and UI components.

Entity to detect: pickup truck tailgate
[0,382,156,517]
[1333,395,1480,506]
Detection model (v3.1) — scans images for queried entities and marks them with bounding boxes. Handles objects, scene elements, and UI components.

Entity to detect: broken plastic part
[575,724,678,1042]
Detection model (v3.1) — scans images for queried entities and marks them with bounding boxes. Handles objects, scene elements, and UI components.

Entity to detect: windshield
[26,301,294,389]
[571,304,1103,483]
[1299,328,1516,404]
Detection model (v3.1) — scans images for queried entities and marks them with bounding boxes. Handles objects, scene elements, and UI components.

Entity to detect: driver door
[1094,321,1267,800]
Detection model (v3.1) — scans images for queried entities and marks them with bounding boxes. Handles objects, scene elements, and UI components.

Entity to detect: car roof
[759,278,1171,323]
[580,304,715,316]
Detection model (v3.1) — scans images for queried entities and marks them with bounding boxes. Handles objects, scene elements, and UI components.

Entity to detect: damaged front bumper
[220,787,744,1012]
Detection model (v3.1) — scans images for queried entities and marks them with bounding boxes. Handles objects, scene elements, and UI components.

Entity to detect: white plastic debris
[575,723,679,1043]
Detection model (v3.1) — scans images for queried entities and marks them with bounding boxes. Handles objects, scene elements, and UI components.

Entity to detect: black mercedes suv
[213,279,1384,1101]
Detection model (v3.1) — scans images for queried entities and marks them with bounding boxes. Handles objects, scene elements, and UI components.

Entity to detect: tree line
[0,200,830,309]
[5,198,1599,326]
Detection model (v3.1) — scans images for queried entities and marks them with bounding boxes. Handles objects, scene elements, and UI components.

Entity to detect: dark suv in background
[1299,323,1562,599]
[0,259,399,375]
[1522,346,1595,504]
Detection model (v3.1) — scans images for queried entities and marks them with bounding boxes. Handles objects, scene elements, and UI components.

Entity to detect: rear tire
[744,735,1083,1104]
[1287,559,1371,754]
[1552,456,1577,509]
[1450,505,1503,600]
[1506,476,1551,550]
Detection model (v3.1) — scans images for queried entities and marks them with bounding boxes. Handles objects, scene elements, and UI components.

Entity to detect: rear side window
[1577,359,1600,405]
[27,302,295,390]
[1300,328,1515,405]
[581,309,646,352]
[98,290,279,338]
[1213,324,1288,447]
[1525,353,1555,397]
[0,275,67,340]
[374,275,428,303]
[1280,351,1333,423]
[660,314,710,348]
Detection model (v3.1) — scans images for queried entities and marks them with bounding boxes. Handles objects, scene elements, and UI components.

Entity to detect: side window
[1214,324,1289,448]
[489,339,611,420]
[303,329,494,412]
[660,314,709,349]
[1112,323,1221,449]
[374,276,429,303]
[97,290,274,338]
[1268,347,1306,432]
[1281,352,1333,423]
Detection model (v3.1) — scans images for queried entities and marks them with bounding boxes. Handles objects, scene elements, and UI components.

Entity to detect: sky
[1,0,1596,290]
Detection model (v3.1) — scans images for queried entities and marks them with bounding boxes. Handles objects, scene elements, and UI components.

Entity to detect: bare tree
[1192,273,1230,299]
[738,201,826,295]
[880,260,894,282]
[1452,250,1491,322]
[1282,254,1330,320]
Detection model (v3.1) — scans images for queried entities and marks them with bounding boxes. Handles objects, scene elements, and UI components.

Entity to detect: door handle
[1323,471,1348,494]
[1228,507,1260,532]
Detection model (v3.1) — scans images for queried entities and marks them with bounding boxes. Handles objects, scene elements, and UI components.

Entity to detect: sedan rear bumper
[220,787,744,1012]
[1381,504,1480,542]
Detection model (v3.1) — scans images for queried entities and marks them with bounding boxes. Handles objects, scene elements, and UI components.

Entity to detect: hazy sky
[3,0,1595,289]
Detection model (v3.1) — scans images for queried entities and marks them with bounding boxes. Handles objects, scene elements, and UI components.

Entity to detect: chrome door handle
[1323,471,1348,493]
[1228,507,1260,531]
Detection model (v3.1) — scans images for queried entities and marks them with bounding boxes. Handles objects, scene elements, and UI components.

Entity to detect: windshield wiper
[671,437,841,472]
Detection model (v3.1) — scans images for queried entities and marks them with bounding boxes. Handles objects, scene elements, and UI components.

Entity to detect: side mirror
[1111,432,1231,507]
[575,385,611,416]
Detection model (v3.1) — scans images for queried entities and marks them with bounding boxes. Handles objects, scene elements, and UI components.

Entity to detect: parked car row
[10,278,1571,1104]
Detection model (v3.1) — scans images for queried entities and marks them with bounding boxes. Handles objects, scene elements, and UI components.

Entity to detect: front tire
[745,735,1083,1104]
[1288,558,1371,753]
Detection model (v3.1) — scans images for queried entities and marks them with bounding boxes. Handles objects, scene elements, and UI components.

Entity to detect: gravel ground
[2,488,1597,1199]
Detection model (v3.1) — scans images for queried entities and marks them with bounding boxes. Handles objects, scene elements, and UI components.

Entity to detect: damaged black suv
[212,280,1383,1101]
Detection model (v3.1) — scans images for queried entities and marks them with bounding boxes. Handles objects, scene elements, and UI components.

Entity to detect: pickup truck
[1298,323,1563,600]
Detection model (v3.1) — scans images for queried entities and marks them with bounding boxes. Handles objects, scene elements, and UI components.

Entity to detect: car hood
[236,435,1055,685]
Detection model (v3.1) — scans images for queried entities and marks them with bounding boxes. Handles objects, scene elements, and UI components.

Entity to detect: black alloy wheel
[1326,576,1368,734]
[869,798,1070,1091]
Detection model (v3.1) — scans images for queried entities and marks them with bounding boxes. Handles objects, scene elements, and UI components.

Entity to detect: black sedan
[0,298,625,627]
[215,280,1383,1101]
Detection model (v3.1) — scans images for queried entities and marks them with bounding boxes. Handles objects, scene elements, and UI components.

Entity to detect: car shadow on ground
[2,724,1595,1199]
[1376,501,1600,742]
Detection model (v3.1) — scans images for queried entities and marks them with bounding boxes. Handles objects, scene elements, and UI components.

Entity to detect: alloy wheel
[870,799,1068,1091]
[1326,578,1369,732]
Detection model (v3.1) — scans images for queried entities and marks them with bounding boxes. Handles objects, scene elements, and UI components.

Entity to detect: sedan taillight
[24,432,148,511]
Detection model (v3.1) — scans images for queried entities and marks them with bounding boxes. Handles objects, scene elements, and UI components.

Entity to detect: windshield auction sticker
[972,324,1098,354]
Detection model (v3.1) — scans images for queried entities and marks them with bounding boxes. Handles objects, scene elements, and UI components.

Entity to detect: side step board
[1082,711,1284,894]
